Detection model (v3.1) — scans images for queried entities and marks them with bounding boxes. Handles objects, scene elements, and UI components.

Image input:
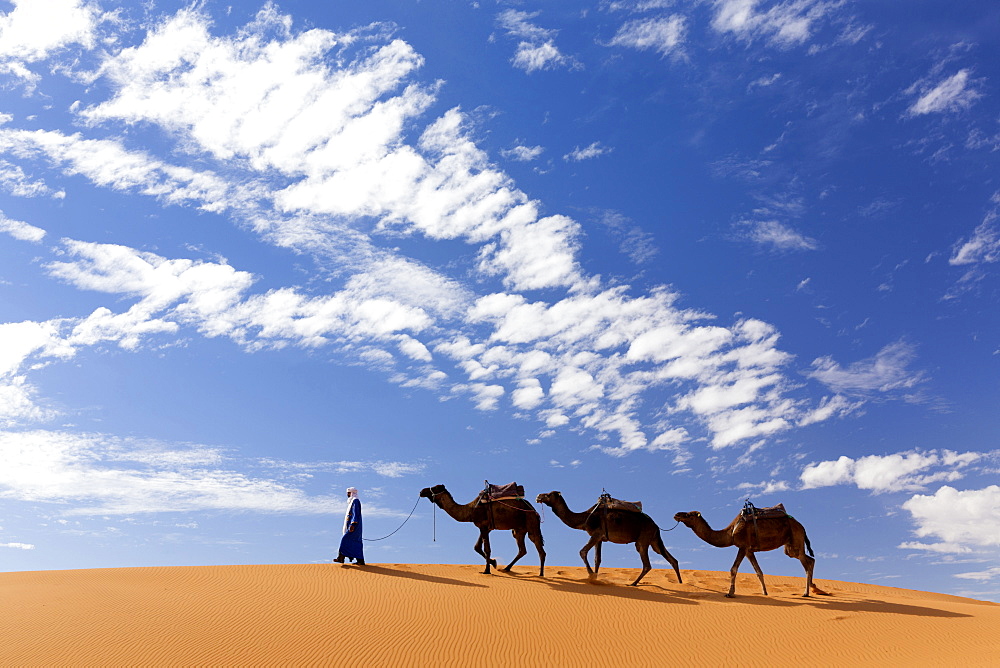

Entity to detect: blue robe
[339,498,364,561]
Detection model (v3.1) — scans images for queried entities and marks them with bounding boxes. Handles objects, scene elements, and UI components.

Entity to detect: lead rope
[362,496,422,542]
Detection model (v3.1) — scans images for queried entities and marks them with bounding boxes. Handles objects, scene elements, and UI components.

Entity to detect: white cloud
[497,10,577,73]
[564,142,613,162]
[901,485,1000,549]
[0,429,343,515]
[257,457,424,479]
[737,479,790,494]
[502,144,544,162]
[907,69,981,116]
[710,0,838,48]
[0,211,45,242]
[0,0,100,79]
[797,394,862,426]
[0,542,35,550]
[513,41,570,73]
[807,340,925,397]
[0,5,848,456]
[0,543,35,550]
[0,320,74,426]
[897,541,972,554]
[950,205,1000,266]
[800,449,983,493]
[0,128,239,213]
[741,220,817,251]
[608,17,686,56]
[0,159,64,199]
[954,566,1000,582]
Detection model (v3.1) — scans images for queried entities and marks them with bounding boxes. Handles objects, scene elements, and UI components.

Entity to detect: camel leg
[799,551,816,597]
[594,540,603,574]
[479,530,497,575]
[727,547,747,597]
[503,529,528,572]
[580,534,601,575]
[629,542,652,586]
[473,534,497,571]
[529,529,546,577]
[745,551,768,596]
[652,535,683,584]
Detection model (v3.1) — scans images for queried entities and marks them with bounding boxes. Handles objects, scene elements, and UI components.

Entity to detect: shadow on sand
[495,568,972,617]
[349,564,488,589]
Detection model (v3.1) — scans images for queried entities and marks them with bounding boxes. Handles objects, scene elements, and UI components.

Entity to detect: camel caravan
[419,482,829,598]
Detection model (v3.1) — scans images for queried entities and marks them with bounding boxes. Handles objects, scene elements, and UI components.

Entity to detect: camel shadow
[683,585,973,618]
[353,564,488,589]
[501,569,700,605]
[502,570,974,617]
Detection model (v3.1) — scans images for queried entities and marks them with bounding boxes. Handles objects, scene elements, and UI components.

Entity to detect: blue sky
[1,0,999,601]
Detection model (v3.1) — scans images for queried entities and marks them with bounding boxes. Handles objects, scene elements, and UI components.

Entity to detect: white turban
[343,487,360,534]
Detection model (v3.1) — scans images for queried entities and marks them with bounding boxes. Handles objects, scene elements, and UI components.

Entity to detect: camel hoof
[502,566,512,573]
[725,593,736,598]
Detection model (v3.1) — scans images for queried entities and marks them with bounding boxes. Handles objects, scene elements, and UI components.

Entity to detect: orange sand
[1,563,997,666]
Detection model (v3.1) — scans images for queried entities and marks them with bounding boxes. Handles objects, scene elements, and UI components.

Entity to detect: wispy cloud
[608,17,686,57]
[710,0,841,49]
[564,141,613,162]
[907,69,981,116]
[954,566,1000,581]
[950,201,1000,266]
[502,144,545,162]
[807,340,926,397]
[496,10,578,73]
[0,430,345,515]
[739,220,818,251]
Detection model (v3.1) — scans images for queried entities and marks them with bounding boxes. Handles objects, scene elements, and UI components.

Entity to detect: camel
[535,491,682,587]
[674,508,827,598]
[419,484,545,576]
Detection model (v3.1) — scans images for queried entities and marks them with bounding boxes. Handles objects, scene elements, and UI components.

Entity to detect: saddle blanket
[481,482,525,501]
[600,496,643,513]
[742,502,787,520]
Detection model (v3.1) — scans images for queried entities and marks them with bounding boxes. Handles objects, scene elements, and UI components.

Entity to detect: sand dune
[1,563,997,666]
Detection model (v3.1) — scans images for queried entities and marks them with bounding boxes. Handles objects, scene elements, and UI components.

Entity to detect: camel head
[535,491,562,506]
[419,484,448,505]
[673,511,702,527]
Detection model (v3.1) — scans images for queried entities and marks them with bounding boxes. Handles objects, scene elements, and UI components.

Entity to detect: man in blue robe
[334,487,365,565]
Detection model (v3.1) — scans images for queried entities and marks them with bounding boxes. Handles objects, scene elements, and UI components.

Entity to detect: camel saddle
[742,502,787,520]
[480,481,525,502]
[598,493,643,513]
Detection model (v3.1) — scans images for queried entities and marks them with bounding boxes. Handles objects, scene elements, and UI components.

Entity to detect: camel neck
[692,517,736,548]
[435,492,476,523]
[548,496,590,530]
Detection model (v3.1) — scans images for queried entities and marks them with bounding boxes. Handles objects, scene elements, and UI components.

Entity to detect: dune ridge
[1,563,997,666]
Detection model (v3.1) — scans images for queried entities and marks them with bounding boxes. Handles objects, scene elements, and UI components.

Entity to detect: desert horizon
[2,562,997,666]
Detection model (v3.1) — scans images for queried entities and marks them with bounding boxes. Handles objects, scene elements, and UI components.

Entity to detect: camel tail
[804,531,815,558]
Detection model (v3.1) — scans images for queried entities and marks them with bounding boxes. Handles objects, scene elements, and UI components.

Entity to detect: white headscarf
[342,487,359,534]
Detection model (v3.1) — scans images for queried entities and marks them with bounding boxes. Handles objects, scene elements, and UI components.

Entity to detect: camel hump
[481,481,525,501]
[599,493,643,513]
